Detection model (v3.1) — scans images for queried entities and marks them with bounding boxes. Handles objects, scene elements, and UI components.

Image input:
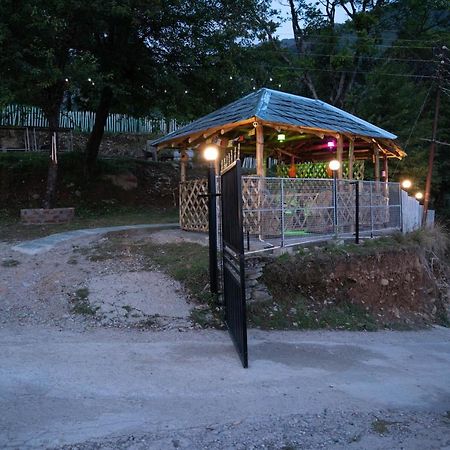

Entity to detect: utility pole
[422,45,448,224]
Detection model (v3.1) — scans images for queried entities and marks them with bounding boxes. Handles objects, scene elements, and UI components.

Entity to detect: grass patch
[70,287,97,316]
[1,258,20,267]
[371,419,395,435]
[141,242,213,304]
[248,296,377,331]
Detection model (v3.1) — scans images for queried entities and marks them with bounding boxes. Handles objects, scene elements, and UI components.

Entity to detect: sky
[273,0,348,39]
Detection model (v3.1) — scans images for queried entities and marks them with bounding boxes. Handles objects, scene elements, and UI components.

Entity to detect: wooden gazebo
[151,88,405,180]
[151,88,406,235]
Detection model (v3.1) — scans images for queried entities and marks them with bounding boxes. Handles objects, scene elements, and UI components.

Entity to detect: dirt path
[0,230,196,331]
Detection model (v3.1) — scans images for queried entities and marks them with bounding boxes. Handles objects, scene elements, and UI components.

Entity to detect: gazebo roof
[151,88,399,147]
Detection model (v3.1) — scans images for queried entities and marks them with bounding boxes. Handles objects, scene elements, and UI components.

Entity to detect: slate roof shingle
[151,88,397,146]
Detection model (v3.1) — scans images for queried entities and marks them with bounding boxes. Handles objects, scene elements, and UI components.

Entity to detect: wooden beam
[275,147,298,159]
[374,145,380,181]
[337,135,343,178]
[260,120,328,139]
[348,138,354,180]
[156,118,255,150]
[256,123,265,176]
[180,148,187,182]
[383,154,388,182]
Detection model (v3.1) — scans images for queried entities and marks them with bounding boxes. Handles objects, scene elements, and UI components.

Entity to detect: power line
[273,65,437,78]
[274,36,440,49]
[267,50,435,63]
[275,32,444,44]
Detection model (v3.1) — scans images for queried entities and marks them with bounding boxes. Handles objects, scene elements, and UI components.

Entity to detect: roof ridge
[254,88,271,117]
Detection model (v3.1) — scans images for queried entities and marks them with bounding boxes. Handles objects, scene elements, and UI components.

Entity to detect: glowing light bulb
[203,145,219,161]
[329,160,340,171]
[401,179,412,189]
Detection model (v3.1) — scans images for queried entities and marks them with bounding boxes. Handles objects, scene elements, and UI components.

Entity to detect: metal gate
[221,159,248,368]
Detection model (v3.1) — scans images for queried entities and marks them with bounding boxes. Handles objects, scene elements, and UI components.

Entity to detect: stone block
[20,207,75,225]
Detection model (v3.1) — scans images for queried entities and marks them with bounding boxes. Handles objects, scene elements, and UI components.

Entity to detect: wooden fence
[0,104,180,134]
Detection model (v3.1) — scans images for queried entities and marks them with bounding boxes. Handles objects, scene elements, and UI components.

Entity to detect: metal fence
[0,104,180,134]
[241,177,402,253]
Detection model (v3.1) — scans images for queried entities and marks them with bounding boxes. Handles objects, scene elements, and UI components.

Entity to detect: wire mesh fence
[242,177,402,253]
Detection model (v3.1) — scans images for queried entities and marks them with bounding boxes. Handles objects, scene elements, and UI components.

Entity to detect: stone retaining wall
[21,208,75,224]
[245,256,272,303]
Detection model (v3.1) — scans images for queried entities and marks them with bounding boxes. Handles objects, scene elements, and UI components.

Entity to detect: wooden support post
[383,154,388,182]
[348,139,354,180]
[374,146,380,182]
[337,135,343,178]
[256,123,265,176]
[180,148,187,182]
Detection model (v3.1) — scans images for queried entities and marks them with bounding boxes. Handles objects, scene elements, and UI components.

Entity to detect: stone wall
[245,256,272,303]
[21,208,75,224]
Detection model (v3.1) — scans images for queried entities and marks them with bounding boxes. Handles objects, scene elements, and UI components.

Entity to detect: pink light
[327,141,335,148]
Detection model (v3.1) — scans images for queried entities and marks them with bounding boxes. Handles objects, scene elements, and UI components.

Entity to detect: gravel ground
[52,410,450,450]
[0,231,195,331]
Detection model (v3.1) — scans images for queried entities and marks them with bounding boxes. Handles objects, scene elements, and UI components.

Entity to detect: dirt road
[1,230,449,449]
[0,326,449,449]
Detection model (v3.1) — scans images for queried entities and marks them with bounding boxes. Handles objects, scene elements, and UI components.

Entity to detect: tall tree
[73,0,279,172]
[0,0,90,207]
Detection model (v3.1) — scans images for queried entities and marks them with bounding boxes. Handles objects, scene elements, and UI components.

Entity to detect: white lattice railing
[179,179,209,232]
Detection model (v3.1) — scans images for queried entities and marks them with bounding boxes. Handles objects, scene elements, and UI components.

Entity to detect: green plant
[70,287,97,316]
[1,258,20,267]
[371,419,395,435]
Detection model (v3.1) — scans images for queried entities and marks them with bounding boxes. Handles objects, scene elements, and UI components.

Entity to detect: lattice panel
[276,161,365,180]
[179,177,398,241]
[179,179,209,232]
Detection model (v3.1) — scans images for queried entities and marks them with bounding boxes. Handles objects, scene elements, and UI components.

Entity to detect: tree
[70,0,279,172]
[282,0,394,106]
[0,0,91,207]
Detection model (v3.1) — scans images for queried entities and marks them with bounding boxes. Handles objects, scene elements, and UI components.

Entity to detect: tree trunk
[84,86,113,173]
[42,113,59,209]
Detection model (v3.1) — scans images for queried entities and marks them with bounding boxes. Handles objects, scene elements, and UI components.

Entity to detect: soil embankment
[258,234,450,330]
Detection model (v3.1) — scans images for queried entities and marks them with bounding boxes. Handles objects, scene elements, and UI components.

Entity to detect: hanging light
[327,140,336,149]
[277,133,286,142]
[415,192,423,200]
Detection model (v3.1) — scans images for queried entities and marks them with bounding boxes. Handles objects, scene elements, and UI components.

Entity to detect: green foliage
[143,242,214,305]
[247,296,377,331]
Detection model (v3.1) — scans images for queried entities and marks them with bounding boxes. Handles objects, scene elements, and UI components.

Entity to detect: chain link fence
[242,177,402,253]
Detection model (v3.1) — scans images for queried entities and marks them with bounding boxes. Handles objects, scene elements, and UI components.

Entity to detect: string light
[64,78,69,82]
[269,77,273,81]
[229,76,233,80]
[87,78,92,82]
